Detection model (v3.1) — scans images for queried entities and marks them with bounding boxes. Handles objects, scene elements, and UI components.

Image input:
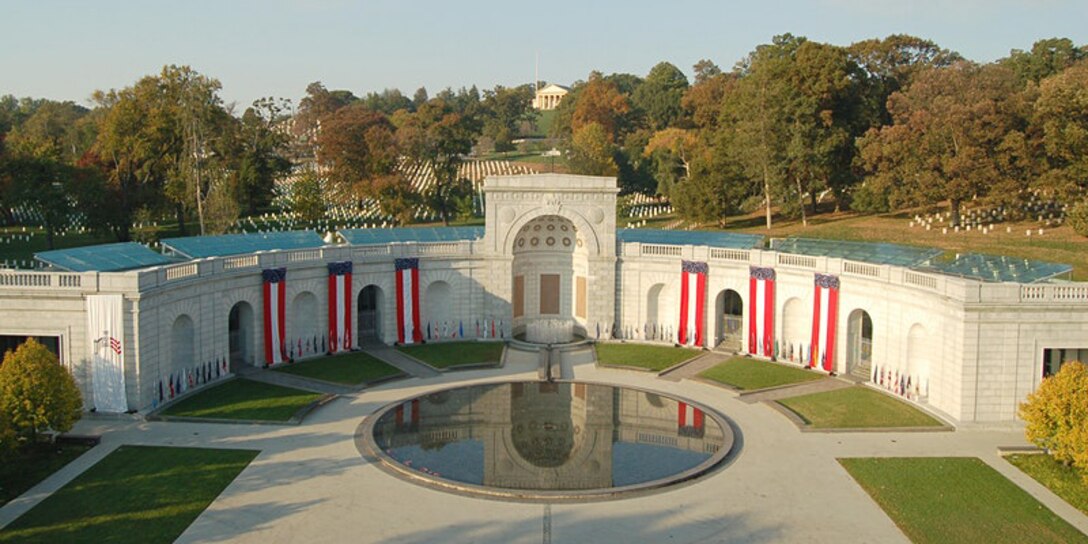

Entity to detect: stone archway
[228,301,255,370]
[846,309,873,379]
[715,289,744,351]
[357,285,384,344]
[424,281,451,340]
[511,215,584,342]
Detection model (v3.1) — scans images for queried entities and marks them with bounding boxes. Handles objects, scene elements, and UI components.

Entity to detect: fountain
[524,318,574,344]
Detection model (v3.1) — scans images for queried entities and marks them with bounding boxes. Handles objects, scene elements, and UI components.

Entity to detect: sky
[2,0,1086,109]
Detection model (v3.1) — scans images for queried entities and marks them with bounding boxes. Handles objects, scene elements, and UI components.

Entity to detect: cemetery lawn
[839,457,1088,544]
[160,379,322,421]
[728,208,1088,281]
[0,443,93,507]
[698,357,826,390]
[272,352,402,385]
[595,343,700,372]
[1007,453,1088,515]
[777,386,944,428]
[397,341,504,369]
[0,445,258,544]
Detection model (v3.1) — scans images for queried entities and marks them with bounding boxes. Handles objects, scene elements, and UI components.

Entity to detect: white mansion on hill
[1,175,1086,424]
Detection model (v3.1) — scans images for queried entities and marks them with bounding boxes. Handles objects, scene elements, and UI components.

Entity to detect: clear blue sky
[2,0,1085,109]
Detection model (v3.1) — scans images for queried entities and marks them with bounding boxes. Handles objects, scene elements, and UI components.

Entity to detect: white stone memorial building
[1,174,1086,424]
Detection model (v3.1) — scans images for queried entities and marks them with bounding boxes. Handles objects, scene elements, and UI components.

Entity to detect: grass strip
[698,357,825,390]
[161,378,322,421]
[272,352,401,385]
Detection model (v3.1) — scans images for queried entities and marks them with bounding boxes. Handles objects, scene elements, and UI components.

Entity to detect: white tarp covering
[87,294,127,413]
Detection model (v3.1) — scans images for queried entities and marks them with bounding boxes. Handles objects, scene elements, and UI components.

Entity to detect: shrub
[0,339,83,446]
[1019,361,1088,482]
[1068,200,1088,238]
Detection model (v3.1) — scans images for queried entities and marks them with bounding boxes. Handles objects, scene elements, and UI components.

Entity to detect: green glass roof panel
[35,242,180,272]
[339,227,484,245]
[616,229,764,250]
[161,231,326,258]
[771,237,942,266]
[914,253,1073,283]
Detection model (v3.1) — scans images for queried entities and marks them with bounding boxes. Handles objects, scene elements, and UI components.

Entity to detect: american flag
[109,336,122,355]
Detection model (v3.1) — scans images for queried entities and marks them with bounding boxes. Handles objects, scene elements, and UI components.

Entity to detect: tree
[644,127,697,194]
[692,59,722,85]
[1003,38,1087,85]
[0,339,82,445]
[315,104,399,195]
[4,100,93,164]
[632,62,689,130]
[1019,361,1088,482]
[235,98,293,214]
[855,62,1032,225]
[848,34,962,126]
[568,122,617,176]
[397,98,480,225]
[1069,201,1088,238]
[3,155,71,249]
[289,170,325,224]
[1033,61,1088,199]
[570,73,631,140]
[481,85,534,152]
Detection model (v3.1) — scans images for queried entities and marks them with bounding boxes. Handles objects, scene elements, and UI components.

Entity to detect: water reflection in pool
[370,381,731,492]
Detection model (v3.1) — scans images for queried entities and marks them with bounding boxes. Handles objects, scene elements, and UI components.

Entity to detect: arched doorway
[171,315,194,370]
[511,215,584,341]
[228,301,254,371]
[358,285,384,344]
[292,291,318,358]
[781,298,806,363]
[714,290,743,351]
[646,283,667,341]
[847,309,873,379]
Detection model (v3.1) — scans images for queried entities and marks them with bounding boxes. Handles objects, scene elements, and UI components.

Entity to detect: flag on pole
[749,266,776,357]
[810,273,840,372]
[327,261,353,353]
[678,260,708,347]
[262,268,287,366]
[394,258,422,344]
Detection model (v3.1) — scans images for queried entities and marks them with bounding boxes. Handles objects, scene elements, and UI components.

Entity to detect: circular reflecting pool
[358,381,737,500]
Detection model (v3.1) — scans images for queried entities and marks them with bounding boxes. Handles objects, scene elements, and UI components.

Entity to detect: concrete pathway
[239,367,357,395]
[360,345,441,378]
[3,350,1087,543]
[659,351,732,381]
[737,376,853,404]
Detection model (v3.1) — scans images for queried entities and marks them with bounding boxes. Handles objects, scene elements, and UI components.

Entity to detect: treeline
[552,35,1088,229]
[2,35,1087,248]
[0,69,535,247]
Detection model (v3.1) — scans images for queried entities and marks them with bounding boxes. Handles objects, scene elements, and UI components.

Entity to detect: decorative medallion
[546,237,555,246]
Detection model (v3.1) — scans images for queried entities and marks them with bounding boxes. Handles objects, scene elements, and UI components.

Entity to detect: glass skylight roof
[161,231,326,258]
[616,229,764,250]
[35,242,179,272]
[914,253,1073,283]
[338,227,484,245]
[771,238,942,266]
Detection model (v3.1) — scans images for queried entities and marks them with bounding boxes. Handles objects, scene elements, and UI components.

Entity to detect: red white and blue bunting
[327,261,353,353]
[263,268,287,366]
[678,260,708,347]
[395,258,422,345]
[810,273,840,372]
[748,266,776,357]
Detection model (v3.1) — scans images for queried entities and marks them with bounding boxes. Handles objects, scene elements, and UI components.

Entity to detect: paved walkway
[659,351,732,381]
[737,376,853,404]
[360,345,441,378]
[2,345,1087,543]
[238,367,358,395]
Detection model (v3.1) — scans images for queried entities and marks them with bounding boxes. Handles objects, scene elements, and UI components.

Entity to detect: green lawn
[272,352,402,385]
[0,445,258,544]
[0,443,93,507]
[1007,453,1088,515]
[698,357,826,390]
[160,378,323,421]
[840,457,1088,544]
[595,343,700,372]
[777,386,944,428]
[396,341,504,369]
